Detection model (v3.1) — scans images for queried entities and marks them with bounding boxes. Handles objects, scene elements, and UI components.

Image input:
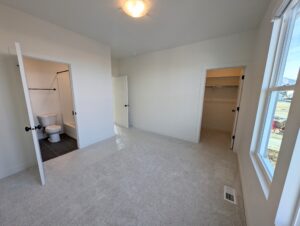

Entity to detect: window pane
[266,90,294,168]
[278,15,300,86]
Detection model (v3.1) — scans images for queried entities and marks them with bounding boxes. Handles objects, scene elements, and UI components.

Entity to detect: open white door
[231,73,245,149]
[15,42,45,185]
[112,76,129,128]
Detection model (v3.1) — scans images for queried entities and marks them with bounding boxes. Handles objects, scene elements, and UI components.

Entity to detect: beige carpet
[0,127,246,225]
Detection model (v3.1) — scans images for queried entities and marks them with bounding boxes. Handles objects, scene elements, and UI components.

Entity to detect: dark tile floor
[39,134,78,162]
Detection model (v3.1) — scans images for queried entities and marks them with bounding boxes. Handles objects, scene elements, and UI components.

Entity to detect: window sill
[250,152,271,199]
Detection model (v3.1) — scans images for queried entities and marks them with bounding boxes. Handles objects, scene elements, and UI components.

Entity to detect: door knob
[25,125,42,132]
[35,125,42,130]
[25,126,33,132]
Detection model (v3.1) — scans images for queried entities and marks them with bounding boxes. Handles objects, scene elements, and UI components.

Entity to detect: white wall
[234,0,300,225]
[0,4,114,179]
[24,57,67,139]
[111,58,120,77]
[119,30,257,142]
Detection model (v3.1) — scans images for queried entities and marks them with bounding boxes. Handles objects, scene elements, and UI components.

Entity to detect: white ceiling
[0,0,270,58]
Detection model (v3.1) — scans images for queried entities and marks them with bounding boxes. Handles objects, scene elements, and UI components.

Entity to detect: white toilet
[38,113,62,143]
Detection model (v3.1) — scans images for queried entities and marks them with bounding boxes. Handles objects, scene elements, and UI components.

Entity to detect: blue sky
[283,15,300,81]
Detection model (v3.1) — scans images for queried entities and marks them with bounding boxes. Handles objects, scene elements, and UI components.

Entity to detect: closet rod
[205,85,238,88]
[56,70,69,74]
[29,88,56,91]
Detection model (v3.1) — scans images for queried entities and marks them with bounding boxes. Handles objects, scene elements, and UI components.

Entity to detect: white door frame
[21,55,81,148]
[61,64,80,145]
[292,188,300,226]
[196,63,248,149]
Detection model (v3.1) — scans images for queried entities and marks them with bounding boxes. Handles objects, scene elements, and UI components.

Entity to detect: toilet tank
[37,113,57,127]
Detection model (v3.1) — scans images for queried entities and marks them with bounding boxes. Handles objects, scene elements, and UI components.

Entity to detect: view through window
[262,13,300,171]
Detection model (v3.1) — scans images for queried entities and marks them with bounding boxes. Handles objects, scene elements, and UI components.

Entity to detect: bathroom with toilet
[38,113,62,143]
[23,56,78,161]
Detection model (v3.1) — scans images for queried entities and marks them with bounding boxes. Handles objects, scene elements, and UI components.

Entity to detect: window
[255,2,300,181]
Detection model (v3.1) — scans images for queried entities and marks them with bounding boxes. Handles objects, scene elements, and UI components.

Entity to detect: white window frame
[292,174,300,226]
[251,0,300,195]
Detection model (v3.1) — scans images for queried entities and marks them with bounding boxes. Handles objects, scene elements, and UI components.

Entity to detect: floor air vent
[224,185,237,205]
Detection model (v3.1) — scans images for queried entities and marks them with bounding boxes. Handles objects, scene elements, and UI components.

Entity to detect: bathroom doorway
[23,56,79,162]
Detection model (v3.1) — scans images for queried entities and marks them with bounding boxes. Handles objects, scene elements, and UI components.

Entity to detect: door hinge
[237,107,240,112]
[72,111,77,116]
[232,135,235,140]
[242,75,245,80]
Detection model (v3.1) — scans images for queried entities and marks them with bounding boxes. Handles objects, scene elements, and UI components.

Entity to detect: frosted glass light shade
[122,0,150,18]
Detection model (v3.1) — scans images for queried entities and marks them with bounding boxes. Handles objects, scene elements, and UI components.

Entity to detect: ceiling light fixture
[121,0,150,18]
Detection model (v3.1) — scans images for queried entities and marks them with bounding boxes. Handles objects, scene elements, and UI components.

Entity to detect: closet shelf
[205,75,240,87]
[29,88,56,91]
[204,98,237,104]
[205,85,238,88]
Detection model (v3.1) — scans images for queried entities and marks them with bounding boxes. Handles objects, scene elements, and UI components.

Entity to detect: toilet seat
[45,125,61,134]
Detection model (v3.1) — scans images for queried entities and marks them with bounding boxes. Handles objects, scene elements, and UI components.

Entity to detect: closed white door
[15,42,45,185]
[112,76,129,128]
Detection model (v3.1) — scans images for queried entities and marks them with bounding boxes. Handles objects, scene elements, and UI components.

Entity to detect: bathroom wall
[57,71,75,127]
[24,57,68,139]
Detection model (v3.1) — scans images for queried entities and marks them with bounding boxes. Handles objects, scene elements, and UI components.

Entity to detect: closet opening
[200,67,245,149]
[23,56,78,161]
